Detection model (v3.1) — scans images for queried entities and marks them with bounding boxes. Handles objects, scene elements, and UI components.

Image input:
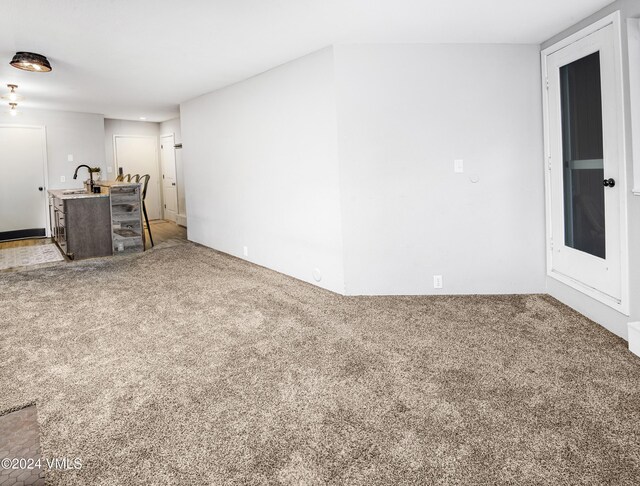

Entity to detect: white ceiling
[1,0,615,122]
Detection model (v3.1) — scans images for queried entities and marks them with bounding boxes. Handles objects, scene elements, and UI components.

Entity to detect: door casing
[160,133,178,222]
[0,125,50,239]
[541,11,629,315]
[113,134,162,220]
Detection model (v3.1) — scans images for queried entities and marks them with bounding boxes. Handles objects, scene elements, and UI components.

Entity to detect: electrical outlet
[433,275,443,289]
[60,176,66,183]
[243,246,248,257]
[67,154,74,162]
[454,159,464,173]
[106,166,113,173]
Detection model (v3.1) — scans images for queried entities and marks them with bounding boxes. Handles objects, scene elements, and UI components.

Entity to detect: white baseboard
[629,322,640,358]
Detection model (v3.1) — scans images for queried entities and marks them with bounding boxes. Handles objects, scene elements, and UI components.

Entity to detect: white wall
[181,44,546,297]
[334,44,546,295]
[181,47,345,293]
[541,0,640,339]
[9,109,105,190]
[159,117,181,143]
[104,118,160,179]
[160,118,187,224]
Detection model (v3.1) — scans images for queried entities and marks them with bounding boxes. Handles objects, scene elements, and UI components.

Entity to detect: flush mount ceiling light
[10,52,52,72]
[1,85,23,102]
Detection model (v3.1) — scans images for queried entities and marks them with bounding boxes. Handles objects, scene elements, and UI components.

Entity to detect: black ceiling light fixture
[10,52,52,72]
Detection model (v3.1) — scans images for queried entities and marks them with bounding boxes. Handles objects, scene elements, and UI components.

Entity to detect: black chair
[115,173,153,247]
[138,174,153,247]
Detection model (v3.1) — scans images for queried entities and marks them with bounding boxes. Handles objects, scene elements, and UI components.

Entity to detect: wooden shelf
[113,229,141,238]
[96,181,145,254]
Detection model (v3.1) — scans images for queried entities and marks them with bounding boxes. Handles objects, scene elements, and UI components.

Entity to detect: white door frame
[112,134,162,219]
[627,18,640,195]
[0,124,50,238]
[160,132,178,221]
[541,11,629,314]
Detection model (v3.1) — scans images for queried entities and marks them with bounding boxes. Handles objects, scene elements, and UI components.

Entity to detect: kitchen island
[48,189,112,260]
[48,182,144,260]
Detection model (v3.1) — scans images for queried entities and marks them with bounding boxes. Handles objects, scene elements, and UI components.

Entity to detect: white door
[543,18,628,312]
[0,126,48,240]
[160,134,178,222]
[114,136,162,220]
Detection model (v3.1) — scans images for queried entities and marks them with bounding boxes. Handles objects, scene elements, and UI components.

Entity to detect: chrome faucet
[73,164,95,191]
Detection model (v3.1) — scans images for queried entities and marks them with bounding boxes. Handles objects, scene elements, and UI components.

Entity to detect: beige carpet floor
[0,242,639,485]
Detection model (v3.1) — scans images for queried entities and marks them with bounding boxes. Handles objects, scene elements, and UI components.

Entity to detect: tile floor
[0,405,45,486]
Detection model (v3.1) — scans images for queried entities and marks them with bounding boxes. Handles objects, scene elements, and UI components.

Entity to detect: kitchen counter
[95,181,140,188]
[48,182,144,259]
[48,188,109,200]
[48,181,144,259]
[48,189,113,259]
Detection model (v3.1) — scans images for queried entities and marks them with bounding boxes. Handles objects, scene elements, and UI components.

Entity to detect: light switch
[67,154,74,162]
[60,176,66,183]
[454,159,464,173]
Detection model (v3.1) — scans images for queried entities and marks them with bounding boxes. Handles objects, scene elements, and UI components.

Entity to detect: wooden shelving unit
[96,182,145,254]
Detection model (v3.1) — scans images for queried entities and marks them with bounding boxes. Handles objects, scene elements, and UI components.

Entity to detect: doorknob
[38,186,44,191]
[603,178,616,188]
[172,182,176,186]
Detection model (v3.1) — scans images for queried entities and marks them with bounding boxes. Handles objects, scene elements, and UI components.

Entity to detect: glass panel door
[560,52,605,259]
[544,18,627,312]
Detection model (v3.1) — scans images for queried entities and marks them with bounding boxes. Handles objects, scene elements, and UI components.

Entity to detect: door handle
[603,178,615,188]
[38,186,44,191]
[172,182,176,186]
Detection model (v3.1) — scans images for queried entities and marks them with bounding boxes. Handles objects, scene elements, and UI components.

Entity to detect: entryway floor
[144,220,187,250]
[0,405,45,486]
[0,238,52,251]
[0,244,65,271]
